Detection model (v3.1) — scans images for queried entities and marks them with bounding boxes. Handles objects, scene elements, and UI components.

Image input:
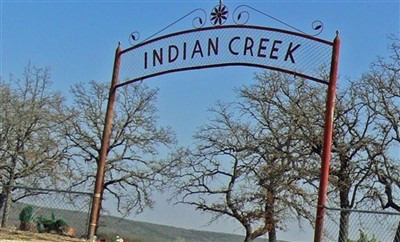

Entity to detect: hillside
[3,203,288,242]
[96,215,280,242]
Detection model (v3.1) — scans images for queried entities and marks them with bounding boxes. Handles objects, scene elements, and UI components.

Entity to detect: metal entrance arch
[87,3,340,242]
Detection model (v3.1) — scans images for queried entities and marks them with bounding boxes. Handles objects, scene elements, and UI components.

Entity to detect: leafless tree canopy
[0,64,72,226]
[172,73,323,242]
[171,37,400,242]
[357,36,400,213]
[64,80,176,216]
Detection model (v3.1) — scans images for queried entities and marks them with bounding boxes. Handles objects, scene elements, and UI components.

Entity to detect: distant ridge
[97,214,289,242]
[5,202,289,242]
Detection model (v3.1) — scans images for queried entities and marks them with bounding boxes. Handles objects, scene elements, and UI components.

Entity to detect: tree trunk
[338,157,351,242]
[268,228,277,242]
[243,228,253,242]
[244,237,252,242]
[338,209,350,242]
[1,161,17,228]
[394,221,400,242]
[2,142,20,228]
[1,185,13,228]
[0,192,6,212]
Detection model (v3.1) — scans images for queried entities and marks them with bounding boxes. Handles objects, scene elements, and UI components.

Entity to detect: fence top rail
[2,185,93,196]
[325,206,400,216]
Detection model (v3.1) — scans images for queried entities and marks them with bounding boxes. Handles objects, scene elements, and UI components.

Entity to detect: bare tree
[357,37,400,213]
[172,73,319,242]
[273,73,386,242]
[64,80,176,218]
[0,64,72,227]
[172,66,397,241]
[287,37,400,240]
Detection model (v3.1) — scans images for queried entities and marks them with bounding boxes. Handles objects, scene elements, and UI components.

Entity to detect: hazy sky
[1,0,399,241]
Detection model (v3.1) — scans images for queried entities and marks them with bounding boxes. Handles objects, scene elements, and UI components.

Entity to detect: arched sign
[118,25,333,86]
[88,3,340,242]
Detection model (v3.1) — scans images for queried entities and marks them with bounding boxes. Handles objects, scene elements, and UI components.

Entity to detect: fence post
[87,43,122,241]
[314,32,341,242]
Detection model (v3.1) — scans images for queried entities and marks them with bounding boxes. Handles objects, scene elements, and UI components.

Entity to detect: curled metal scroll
[233,5,250,25]
[128,31,140,46]
[311,20,324,36]
[129,8,207,46]
[232,4,324,36]
[192,9,207,29]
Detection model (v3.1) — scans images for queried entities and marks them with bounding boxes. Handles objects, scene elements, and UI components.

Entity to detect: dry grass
[0,228,88,242]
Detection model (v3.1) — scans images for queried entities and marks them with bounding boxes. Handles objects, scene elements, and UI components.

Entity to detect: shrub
[35,211,68,231]
[19,206,37,232]
[19,206,34,222]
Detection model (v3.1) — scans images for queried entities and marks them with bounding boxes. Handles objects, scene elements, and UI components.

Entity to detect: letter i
[183,42,187,60]
[144,52,148,69]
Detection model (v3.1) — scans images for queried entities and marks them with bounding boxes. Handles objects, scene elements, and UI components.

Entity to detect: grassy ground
[0,228,88,242]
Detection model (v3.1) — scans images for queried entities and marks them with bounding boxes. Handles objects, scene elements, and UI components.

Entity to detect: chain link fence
[323,207,400,242]
[0,185,93,238]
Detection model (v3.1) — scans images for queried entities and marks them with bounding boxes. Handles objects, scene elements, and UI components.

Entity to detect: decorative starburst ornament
[210,1,228,26]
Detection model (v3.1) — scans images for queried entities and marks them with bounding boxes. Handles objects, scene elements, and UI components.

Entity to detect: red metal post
[314,32,340,242]
[87,43,122,241]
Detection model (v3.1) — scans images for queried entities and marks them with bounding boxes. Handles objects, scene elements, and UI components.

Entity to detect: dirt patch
[0,228,88,242]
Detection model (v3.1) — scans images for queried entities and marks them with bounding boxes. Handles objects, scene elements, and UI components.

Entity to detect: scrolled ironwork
[128,2,326,46]
[128,31,140,46]
[311,20,324,36]
[233,5,250,25]
[129,8,207,46]
[192,8,207,29]
[231,4,325,37]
